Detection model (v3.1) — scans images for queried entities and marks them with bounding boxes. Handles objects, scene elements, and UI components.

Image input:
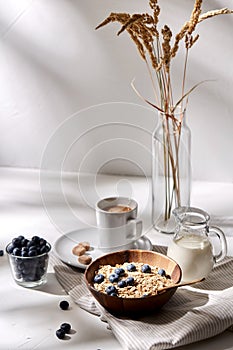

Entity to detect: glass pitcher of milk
[167,207,227,282]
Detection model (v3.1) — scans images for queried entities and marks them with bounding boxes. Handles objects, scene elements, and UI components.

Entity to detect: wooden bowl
[84,250,182,317]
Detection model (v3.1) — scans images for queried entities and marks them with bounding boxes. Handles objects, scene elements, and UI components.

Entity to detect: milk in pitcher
[167,234,214,282]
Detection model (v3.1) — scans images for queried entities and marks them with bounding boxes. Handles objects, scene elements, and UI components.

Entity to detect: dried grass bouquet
[96,0,232,115]
[96,0,233,227]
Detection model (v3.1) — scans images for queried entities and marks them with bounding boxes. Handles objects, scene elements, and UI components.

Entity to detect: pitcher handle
[209,226,227,263]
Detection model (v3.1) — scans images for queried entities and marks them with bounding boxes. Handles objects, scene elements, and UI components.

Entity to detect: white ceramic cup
[96,197,143,250]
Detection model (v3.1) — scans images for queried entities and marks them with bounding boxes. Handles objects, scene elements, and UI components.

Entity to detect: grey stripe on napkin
[51,247,233,350]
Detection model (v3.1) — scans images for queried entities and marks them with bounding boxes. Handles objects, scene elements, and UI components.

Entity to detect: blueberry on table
[60,322,71,333]
[56,328,66,339]
[141,264,151,273]
[59,300,69,310]
[127,263,136,272]
[117,280,127,288]
[125,276,134,286]
[158,268,166,276]
[115,267,125,276]
[93,274,104,284]
[105,285,117,295]
[0,250,4,256]
[109,273,119,283]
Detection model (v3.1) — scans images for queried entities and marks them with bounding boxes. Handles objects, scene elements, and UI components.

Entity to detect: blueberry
[60,323,71,333]
[109,273,119,283]
[24,274,37,282]
[117,280,127,288]
[21,238,29,247]
[158,268,166,276]
[22,264,34,275]
[127,263,136,272]
[32,236,40,244]
[115,267,125,276]
[45,244,51,253]
[125,276,134,286]
[15,272,22,279]
[93,274,104,284]
[105,285,117,295]
[21,251,28,257]
[21,246,28,251]
[15,257,24,265]
[56,328,66,339]
[27,240,35,248]
[59,300,69,310]
[141,264,151,273]
[39,245,47,255]
[15,264,24,274]
[29,245,37,251]
[39,255,46,265]
[12,248,21,256]
[28,249,37,257]
[39,238,47,246]
[12,238,21,248]
[142,294,149,298]
[6,243,14,254]
[17,235,25,241]
[0,250,4,256]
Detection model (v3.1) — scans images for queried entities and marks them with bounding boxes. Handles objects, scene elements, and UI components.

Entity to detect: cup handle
[126,218,143,241]
[209,226,227,263]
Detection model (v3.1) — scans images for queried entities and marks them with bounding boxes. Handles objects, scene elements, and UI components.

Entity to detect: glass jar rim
[5,242,51,259]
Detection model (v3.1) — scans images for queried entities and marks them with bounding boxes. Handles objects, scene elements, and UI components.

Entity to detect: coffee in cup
[96,197,143,250]
[105,205,132,213]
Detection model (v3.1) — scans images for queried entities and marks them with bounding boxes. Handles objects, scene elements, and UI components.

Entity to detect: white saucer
[54,228,153,269]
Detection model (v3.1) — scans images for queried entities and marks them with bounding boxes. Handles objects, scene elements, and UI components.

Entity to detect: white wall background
[0,0,233,182]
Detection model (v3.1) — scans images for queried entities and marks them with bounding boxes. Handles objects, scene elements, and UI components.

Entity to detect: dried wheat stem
[161,25,172,73]
[171,22,189,58]
[95,13,130,30]
[188,0,203,34]
[117,14,142,35]
[198,8,233,22]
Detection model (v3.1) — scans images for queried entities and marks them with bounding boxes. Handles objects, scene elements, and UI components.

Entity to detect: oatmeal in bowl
[84,250,182,317]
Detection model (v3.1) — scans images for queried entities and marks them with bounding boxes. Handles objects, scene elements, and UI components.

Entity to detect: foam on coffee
[105,205,132,213]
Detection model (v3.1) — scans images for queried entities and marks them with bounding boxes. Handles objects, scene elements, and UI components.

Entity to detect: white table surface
[0,167,233,350]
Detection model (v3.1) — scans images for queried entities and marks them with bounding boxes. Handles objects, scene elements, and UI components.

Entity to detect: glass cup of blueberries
[6,235,51,288]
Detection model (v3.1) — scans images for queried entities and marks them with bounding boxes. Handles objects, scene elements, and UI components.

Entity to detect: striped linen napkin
[51,246,233,350]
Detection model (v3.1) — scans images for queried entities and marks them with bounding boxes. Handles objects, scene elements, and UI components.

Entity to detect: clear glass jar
[167,206,227,282]
[6,243,51,288]
[152,107,191,234]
